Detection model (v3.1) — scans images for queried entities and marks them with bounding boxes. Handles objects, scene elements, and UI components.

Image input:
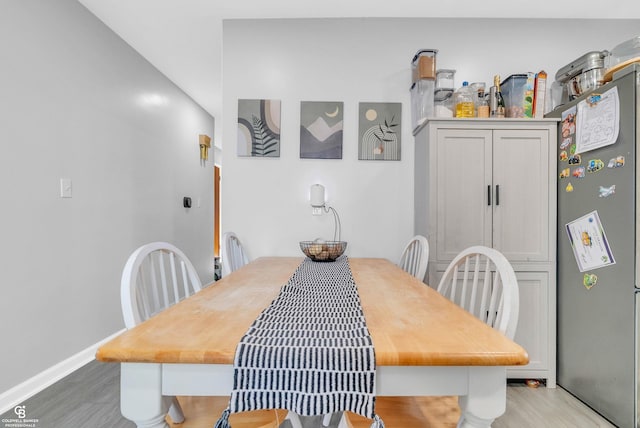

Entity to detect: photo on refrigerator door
[575,87,620,154]
[560,105,576,162]
[565,210,616,272]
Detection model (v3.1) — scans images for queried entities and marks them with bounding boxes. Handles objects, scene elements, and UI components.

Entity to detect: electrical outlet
[312,207,322,216]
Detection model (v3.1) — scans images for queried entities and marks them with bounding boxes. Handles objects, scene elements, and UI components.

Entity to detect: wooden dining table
[96,257,528,428]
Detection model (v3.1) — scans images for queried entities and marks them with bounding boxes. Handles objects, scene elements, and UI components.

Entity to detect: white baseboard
[0,329,126,415]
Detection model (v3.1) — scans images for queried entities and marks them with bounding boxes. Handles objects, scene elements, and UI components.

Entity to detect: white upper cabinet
[420,122,554,265]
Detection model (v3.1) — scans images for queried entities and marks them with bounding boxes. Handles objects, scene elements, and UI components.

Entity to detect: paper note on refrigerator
[566,210,616,272]
[575,87,620,154]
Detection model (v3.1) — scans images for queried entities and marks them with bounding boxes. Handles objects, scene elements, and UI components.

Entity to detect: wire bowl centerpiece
[300,240,347,262]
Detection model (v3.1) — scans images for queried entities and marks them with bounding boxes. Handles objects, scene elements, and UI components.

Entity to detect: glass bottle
[477,88,490,118]
[470,82,485,116]
[490,75,506,118]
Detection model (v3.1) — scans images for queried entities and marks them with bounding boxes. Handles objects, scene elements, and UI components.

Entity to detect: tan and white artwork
[237,99,281,157]
[358,102,401,161]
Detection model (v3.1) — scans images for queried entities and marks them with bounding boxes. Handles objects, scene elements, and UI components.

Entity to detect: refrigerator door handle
[487,185,491,206]
[496,185,500,206]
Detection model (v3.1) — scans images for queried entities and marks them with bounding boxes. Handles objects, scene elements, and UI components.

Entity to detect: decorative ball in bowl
[300,240,347,262]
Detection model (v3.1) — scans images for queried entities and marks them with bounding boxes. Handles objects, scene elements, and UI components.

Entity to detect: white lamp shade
[310,184,325,207]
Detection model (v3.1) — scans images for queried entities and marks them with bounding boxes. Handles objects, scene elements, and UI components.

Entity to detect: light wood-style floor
[1,360,616,427]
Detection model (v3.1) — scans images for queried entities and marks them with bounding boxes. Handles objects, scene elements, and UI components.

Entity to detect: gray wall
[0,0,215,394]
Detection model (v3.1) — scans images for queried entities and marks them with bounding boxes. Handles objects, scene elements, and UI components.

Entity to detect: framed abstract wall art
[237,99,281,157]
[300,101,343,159]
[358,102,401,161]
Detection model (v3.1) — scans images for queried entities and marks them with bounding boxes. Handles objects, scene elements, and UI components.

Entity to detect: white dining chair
[221,232,249,276]
[436,245,519,339]
[120,241,203,423]
[398,235,429,281]
[283,411,349,428]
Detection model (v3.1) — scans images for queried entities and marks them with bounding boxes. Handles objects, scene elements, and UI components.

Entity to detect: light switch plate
[60,178,72,198]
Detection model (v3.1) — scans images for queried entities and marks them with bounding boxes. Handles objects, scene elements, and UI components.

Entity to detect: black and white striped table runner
[214,256,383,427]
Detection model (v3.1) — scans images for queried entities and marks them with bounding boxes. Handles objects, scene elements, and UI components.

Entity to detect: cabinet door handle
[487,185,491,206]
[496,185,500,206]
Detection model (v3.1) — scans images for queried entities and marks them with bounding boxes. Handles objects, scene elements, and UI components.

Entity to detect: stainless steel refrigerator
[548,63,639,427]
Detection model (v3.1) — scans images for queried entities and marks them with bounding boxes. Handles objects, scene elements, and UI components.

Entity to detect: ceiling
[78,0,638,118]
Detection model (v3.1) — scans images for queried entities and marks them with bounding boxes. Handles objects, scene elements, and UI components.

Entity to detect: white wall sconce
[309,183,341,242]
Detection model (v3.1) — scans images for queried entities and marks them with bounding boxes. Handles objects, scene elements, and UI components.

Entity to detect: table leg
[121,363,171,428]
[456,366,506,428]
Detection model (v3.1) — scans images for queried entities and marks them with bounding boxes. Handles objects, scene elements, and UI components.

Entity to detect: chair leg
[283,411,348,428]
[337,413,349,428]
[168,396,185,423]
[323,413,332,426]
[283,412,303,428]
